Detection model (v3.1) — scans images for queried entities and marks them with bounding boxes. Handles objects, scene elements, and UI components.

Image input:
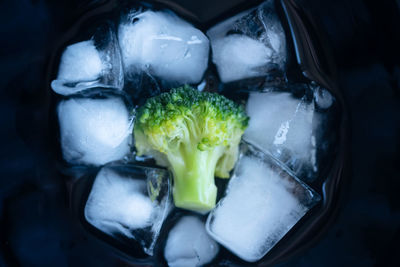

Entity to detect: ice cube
[51,23,123,95]
[206,144,320,262]
[118,9,209,85]
[211,35,273,83]
[314,86,334,109]
[244,91,317,179]
[164,216,219,267]
[55,40,102,84]
[84,165,172,256]
[207,9,255,41]
[57,96,132,165]
[207,0,286,83]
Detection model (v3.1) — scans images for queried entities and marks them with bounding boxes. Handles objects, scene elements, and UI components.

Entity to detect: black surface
[0,0,399,266]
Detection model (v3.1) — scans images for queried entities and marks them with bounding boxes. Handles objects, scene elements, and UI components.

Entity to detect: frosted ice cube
[51,23,123,95]
[56,40,103,83]
[206,144,320,262]
[208,0,286,83]
[118,9,209,85]
[57,96,132,165]
[211,35,273,83]
[164,216,219,267]
[84,165,172,256]
[244,91,317,179]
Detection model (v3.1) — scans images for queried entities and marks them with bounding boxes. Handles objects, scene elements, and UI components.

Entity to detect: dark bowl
[2,0,350,266]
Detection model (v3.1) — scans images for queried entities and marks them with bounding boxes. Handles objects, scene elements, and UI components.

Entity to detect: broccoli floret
[134,85,249,212]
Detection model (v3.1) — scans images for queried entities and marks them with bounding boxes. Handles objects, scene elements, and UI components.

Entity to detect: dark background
[0,0,399,266]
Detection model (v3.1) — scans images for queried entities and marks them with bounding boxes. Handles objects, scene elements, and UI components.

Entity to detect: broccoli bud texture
[134,86,249,212]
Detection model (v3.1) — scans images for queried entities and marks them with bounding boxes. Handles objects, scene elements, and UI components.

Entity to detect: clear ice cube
[118,9,209,86]
[57,95,133,166]
[51,22,124,95]
[207,0,286,83]
[244,89,320,180]
[206,144,320,262]
[164,216,219,267]
[84,165,172,256]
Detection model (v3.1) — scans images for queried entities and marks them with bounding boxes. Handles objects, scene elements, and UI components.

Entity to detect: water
[57,94,133,166]
[51,22,124,95]
[206,143,320,262]
[207,0,286,84]
[164,216,219,267]
[118,8,209,94]
[84,165,172,256]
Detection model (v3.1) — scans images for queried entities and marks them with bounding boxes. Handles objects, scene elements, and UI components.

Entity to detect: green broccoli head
[134,85,248,212]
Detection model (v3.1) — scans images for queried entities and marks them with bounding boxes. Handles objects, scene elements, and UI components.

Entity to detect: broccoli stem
[167,145,224,213]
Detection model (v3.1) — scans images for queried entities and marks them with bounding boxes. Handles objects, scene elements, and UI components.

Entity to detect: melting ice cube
[51,23,123,95]
[206,144,320,262]
[207,0,286,83]
[118,9,209,85]
[164,216,219,267]
[244,90,318,180]
[57,95,132,166]
[84,165,172,256]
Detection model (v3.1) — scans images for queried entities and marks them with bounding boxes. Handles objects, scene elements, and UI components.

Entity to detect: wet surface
[0,0,399,266]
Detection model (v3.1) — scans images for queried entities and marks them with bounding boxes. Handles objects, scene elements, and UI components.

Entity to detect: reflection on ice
[244,89,319,180]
